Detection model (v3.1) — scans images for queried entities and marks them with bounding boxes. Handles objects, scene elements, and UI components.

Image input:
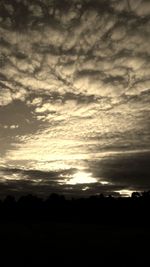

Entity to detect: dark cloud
[89,151,150,190]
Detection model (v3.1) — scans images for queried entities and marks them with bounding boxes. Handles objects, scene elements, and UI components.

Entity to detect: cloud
[89,151,150,191]
[1,150,150,198]
[131,0,150,16]
[0,88,12,106]
[0,0,149,101]
[0,166,90,197]
[0,0,149,196]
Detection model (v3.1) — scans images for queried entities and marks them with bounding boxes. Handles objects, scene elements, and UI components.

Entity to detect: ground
[0,220,149,266]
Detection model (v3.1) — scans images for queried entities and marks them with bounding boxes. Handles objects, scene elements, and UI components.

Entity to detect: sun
[66,171,97,185]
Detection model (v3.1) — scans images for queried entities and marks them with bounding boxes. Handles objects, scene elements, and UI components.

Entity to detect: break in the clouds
[0,0,150,197]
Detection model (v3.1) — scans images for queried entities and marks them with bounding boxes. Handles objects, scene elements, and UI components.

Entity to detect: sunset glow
[65,172,97,185]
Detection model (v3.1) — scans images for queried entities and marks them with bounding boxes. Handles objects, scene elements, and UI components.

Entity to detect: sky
[0,0,150,198]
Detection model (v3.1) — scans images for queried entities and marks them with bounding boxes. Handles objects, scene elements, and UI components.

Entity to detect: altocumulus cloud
[0,0,150,197]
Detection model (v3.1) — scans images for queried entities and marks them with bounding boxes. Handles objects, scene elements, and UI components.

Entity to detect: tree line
[0,191,150,224]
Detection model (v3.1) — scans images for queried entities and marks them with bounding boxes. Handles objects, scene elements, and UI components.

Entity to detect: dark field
[0,194,150,266]
[0,220,150,266]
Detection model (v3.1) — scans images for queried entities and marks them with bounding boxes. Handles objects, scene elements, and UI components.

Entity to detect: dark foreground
[0,193,150,266]
[0,220,150,266]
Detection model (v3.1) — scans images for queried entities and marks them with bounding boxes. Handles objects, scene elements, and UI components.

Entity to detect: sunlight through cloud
[64,171,97,185]
[115,189,134,197]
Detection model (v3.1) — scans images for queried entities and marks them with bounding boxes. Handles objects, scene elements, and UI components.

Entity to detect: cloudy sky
[0,0,150,198]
